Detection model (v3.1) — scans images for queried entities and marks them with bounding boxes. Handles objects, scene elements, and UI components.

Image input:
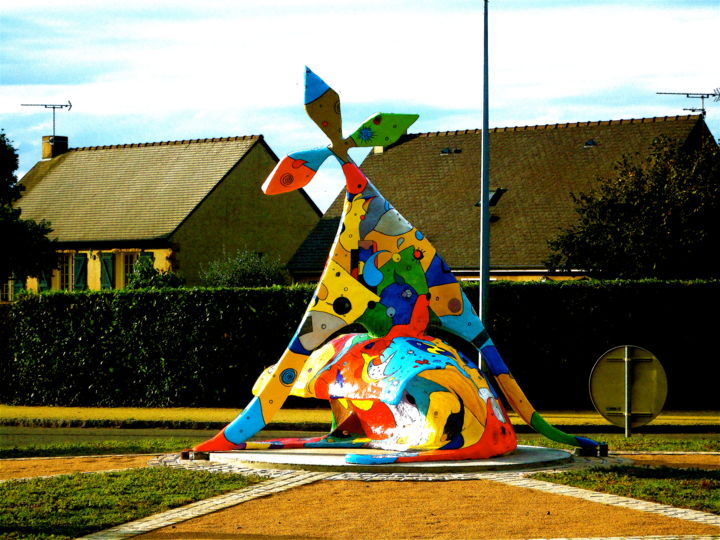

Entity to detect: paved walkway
[77,453,720,540]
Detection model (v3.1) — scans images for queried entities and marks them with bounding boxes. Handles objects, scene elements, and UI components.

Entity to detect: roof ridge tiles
[409,114,699,138]
[71,134,261,152]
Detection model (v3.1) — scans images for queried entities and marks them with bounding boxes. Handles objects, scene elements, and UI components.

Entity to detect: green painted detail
[530,411,580,447]
[349,113,419,147]
[357,302,393,337]
[377,247,428,296]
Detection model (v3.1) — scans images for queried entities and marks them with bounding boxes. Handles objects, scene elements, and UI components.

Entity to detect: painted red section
[262,156,315,195]
[352,400,396,440]
[192,429,247,452]
[386,294,431,340]
[342,163,368,194]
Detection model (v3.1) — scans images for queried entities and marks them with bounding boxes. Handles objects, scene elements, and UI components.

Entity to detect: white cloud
[3,1,719,184]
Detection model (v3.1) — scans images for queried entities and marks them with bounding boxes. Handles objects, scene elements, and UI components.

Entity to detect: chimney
[42,135,69,159]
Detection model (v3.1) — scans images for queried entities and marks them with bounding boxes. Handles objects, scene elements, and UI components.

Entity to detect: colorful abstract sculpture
[194,68,600,463]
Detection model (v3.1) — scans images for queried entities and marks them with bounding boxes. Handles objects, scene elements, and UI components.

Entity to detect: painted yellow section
[419,368,487,428]
[255,349,311,420]
[350,399,374,411]
[422,390,458,446]
[428,282,463,317]
[365,228,436,272]
[338,196,369,253]
[496,372,536,423]
[313,261,380,324]
[459,400,485,446]
[292,340,338,398]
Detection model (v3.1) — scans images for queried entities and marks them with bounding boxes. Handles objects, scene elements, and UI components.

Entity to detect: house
[288,114,714,281]
[9,134,320,294]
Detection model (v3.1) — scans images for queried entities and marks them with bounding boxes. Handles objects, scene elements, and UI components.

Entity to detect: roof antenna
[656,89,719,117]
[21,101,72,137]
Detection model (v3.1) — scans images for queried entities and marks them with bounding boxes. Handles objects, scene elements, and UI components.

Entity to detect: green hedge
[0,287,312,408]
[0,281,717,409]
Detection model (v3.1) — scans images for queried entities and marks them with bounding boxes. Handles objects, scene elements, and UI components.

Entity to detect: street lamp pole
[479,0,490,321]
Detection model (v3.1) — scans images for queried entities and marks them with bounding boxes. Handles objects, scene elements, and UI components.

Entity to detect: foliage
[532,466,720,514]
[0,131,22,206]
[200,249,290,287]
[546,136,720,279]
[125,255,185,289]
[0,131,57,281]
[0,468,262,539]
[0,287,313,407]
[1,281,719,409]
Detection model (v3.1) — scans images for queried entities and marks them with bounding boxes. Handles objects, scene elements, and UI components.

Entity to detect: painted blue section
[345,452,420,464]
[224,397,266,444]
[425,254,456,287]
[305,66,330,104]
[439,301,485,343]
[362,251,385,286]
[378,282,417,325]
[317,336,476,405]
[289,335,312,356]
[575,436,599,448]
[289,147,333,171]
[480,345,510,376]
[440,432,465,450]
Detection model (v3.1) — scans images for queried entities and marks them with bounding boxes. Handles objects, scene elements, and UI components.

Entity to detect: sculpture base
[192,445,572,473]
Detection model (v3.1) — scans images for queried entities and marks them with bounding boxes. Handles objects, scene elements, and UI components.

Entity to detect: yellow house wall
[171,143,320,285]
[23,248,173,292]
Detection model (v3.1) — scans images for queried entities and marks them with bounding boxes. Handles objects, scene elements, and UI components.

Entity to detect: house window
[1,280,12,302]
[58,254,74,290]
[122,252,139,288]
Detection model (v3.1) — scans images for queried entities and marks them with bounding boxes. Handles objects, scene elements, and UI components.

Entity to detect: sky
[1,0,718,211]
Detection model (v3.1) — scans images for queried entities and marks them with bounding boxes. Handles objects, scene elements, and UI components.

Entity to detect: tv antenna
[21,101,72,137]
[656,89,719,117]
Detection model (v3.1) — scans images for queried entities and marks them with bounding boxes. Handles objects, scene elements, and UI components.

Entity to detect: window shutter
[100,253,115,289]
[38,271,49,292]
[12,277,24,298]
[139,251,155,264]
[73,254,88,290]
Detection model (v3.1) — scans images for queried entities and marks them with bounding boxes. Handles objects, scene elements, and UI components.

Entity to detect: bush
[0,280,717,409]
[126,256,185,289]
[0,287,313,407]
[200,250,289,287]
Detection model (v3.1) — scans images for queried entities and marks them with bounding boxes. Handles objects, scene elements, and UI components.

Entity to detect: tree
[0,131,57,282]
[545,136,720,279]
[125,256,185,289]
[200,250,290,287]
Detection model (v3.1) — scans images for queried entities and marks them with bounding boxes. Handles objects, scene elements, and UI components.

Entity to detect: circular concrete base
[205,445,573,473]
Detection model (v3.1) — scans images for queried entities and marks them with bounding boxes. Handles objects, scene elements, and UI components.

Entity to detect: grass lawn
[517,433,720,452]
[0,467,263,539]
[0,426,717,458]
[1,430,717,538]
[531,466,720,515]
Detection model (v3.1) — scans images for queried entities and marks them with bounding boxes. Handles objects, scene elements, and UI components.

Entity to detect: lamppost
[479,0,490,321]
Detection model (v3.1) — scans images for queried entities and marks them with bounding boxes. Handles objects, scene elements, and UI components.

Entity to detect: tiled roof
[289,115,709,273]
[17,136,266,243]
